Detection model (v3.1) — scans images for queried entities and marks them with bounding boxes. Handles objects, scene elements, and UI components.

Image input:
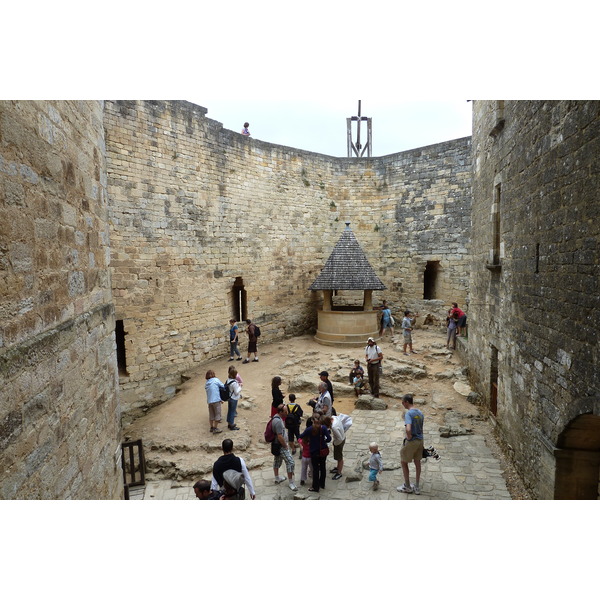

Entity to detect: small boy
[349,359,364,384]
[368,442,383,490]
[285,394,303,455]
[353,371,365,397]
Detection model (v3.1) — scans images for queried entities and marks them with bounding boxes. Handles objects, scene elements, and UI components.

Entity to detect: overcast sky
[4,3,596,161]
[193,98,473,157]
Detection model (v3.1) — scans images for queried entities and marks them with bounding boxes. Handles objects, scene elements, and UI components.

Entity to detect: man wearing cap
[365,337,383,398]
[210,438,256,499]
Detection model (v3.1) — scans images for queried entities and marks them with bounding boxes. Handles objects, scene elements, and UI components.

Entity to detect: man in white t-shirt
[364,337,383,398]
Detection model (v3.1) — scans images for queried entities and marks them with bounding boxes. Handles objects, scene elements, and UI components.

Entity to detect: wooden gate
[121,439,145,499]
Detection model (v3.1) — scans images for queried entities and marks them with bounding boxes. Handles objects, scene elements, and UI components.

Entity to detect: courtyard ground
[123,324,531,500]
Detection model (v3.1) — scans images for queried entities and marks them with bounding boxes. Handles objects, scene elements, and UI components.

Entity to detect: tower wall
[0,101,122,499]
[466,100,600,499]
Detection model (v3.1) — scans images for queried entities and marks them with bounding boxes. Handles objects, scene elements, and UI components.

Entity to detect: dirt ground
[123,325,531,499]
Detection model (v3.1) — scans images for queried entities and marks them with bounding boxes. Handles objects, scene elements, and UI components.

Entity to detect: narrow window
[232,277,247,322]
[492,183,501,265]
[535,243,540,274]
[115,319,128,376]
[490,345,499,417]
[423,261,440,300]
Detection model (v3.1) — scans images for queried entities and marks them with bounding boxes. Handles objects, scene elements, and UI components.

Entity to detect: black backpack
[253,324,261,338]
[219,380,231,402]
[285,403,303,428]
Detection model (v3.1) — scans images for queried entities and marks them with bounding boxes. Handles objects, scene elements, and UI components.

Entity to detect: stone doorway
[554,413,600,499]
[423,261,441,299]
[231,277,247,323]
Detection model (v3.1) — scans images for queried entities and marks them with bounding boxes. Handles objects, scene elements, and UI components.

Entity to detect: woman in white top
[225,367,243,430]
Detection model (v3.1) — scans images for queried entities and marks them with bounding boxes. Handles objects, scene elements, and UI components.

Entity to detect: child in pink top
[299,435,313,486]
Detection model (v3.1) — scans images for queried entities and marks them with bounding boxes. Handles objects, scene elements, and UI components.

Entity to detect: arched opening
[231,277,247,323]
[423,261,441,300]
[554,413,600,499]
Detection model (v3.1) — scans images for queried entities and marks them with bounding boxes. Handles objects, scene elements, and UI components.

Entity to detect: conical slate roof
[309,223,386,290]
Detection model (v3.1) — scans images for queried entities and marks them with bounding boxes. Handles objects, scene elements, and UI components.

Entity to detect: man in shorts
[272,404,298,491]
[397,394,424,495]
[401,310,418,355]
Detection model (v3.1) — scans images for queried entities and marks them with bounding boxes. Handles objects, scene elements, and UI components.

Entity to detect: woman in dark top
[299,414,331,492]
[271,376,285,417]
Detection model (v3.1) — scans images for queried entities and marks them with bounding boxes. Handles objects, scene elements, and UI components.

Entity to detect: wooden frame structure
[347,100,372,157]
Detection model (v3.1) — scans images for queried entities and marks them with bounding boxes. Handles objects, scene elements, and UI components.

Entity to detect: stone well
[314,306,380,347]
[309,223,386,347]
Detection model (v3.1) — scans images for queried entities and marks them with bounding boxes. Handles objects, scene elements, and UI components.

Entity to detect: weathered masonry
[2,99,598,500]
[104,100,472,419]
[1,99,472,498]
[0,101,122,499]
[465,101,600,500]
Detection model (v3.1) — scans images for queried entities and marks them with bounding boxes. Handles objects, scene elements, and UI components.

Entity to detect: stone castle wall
[0,101,122,499]
[104,100,471,418]
[466,100,600,499]
[3,99,596,499]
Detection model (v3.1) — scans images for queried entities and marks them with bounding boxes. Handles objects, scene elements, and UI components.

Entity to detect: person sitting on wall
[353,369,366,397]
[349,359,364,384]
[446,309,457,350]
[450,303,467,336]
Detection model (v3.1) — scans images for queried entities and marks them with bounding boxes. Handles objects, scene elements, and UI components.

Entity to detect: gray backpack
[222,469,245,500]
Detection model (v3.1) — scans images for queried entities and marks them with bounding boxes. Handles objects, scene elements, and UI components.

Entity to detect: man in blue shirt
[397,394,424,495]
[228,319,242,361]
